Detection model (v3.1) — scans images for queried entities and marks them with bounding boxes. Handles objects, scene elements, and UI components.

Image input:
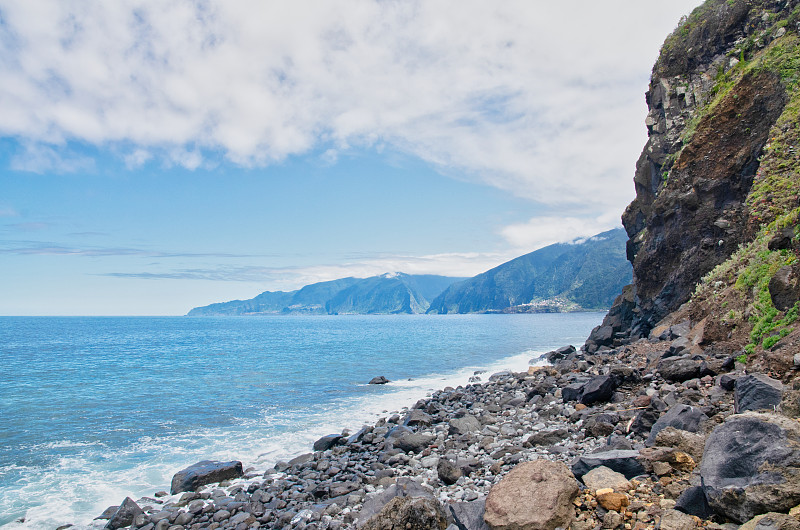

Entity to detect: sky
[0,0,703,316]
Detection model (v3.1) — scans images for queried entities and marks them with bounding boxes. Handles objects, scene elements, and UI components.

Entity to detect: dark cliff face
[586,0,800,350]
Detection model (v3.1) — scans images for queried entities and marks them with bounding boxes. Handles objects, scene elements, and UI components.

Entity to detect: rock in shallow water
[104,497,143,530]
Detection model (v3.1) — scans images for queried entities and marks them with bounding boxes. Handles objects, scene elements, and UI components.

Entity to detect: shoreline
[81,325,753,529]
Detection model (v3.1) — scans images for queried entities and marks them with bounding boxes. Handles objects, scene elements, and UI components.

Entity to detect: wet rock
[314,434,344,452]
[105,498,144,530]
[484,459,579,530]
[361,495,448,530]
[646,404,707,446]
[571,450,645,480]
[403,410,433,428]
[700,412,800,522]
[369,376,390,385]
[735,374,784,413]
[170,460,244,495]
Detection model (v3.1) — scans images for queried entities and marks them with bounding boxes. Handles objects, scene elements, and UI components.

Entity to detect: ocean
[0,313,603,528]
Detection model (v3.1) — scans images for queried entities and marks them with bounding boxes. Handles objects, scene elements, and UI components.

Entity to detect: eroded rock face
[484,460,578,530]
[700,412,800,523]
[735,374,784,413]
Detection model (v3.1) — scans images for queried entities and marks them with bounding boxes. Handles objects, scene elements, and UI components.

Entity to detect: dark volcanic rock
[735,374,784,413]
[646,404,707,446]
[369,376,390,385]
[392,432,435,454]
[450,498,489,530]
[437,458,462,486]
[580,375,618,405]
[356,478,435,527]
[768,227,796,251]
[448,415,481,435]
[104,498,143,530]
[571,450,645,481]
[674,486,714,519]
[769,265,800,312]
[700,412,800,523]
[313,434,343,451]
[170,460,244,495]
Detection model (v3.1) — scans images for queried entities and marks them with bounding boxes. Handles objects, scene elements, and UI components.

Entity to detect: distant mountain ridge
[188,228,631,316]
[187,273,466,315]
[426,228,632,314]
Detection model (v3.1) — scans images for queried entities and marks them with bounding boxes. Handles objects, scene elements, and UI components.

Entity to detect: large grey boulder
[484,460,579,530]
[449,415,481,436]
[170,460,244,494]
[392,432,435,453]
[580,375,618,405]
[313,434,343,451]
[646,404,707,446]
[700,412,800,523]
[769,264,800,311]
[450,497,489,530]
[105,497,143,530]
[356,478,436,527]
[735,374,784,413]
[657,356,703,382]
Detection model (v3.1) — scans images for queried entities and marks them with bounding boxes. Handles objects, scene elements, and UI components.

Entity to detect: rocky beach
[90,328,800,530]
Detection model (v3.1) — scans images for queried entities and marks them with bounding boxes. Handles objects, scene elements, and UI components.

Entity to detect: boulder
[767,227,796,251]
[369,376,390,385]
[700,412,800,522]
[170,460,244,495]
[654,427,706,460]
[104,498,143,530]
[561,382,586,402]
[674,486,714,519]
[735,374,784,413]
[361,496,448,530]
[657,356,703,382]
[450,497,489,530]
[356,478,437,527]
[582,465,631,492]
[769,265,800,311]
[525,428,568,447]
[437,458,462,485]
[580,375,618,405]
[571,450,645,480]
[449,415,481,436]
[313,434,343,451]
[646,404,707,446]
[403,410,433,427]
[484,460,579,530]
[392,432,435,453]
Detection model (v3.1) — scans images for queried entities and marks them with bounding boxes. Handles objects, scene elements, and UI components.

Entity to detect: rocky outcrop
[588,0,796,342]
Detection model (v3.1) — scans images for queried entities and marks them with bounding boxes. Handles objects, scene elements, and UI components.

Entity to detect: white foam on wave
[3,348,549,530]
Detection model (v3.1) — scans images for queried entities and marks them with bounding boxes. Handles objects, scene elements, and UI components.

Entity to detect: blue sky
[0,1,702,315]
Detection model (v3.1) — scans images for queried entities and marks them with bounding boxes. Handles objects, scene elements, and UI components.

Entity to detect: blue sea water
[0,313,603,528]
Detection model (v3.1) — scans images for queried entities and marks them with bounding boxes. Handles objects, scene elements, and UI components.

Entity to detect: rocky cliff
[588,0,800,365]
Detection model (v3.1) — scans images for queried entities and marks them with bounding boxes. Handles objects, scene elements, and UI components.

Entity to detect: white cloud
[0,0,702,212]
[9,141,94,173]
[500,214,622,251]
